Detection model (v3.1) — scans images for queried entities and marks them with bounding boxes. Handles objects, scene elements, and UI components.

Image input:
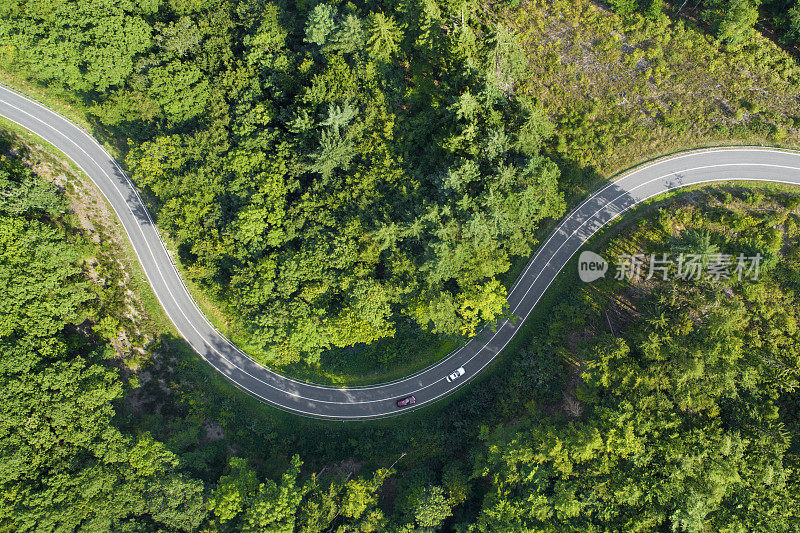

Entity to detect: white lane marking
[4,84,800,417]
[0,93,369,406]
[0,88,447,412]
[506,147,798,295]
[412,175,800,413]
[510,163,800,314]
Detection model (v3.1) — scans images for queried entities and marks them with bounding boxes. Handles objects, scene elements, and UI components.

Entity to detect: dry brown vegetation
[510,0,800,184]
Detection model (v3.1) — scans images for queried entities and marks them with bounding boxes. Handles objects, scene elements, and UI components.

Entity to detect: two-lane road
[3,82,800,419]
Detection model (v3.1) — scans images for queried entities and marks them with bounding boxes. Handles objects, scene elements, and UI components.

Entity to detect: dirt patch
[380,477,399,515]
[564,327,595,352]
[203,420,226,442]
[323,457,366,479]
[11,137,156,367]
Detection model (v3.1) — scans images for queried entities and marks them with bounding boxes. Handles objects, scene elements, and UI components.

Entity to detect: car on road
[396,395,416,407]
[446,367,466,383]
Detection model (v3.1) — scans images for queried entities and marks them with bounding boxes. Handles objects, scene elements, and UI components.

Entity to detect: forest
[607,0,800,50]
[1,0,566,368]
[2,0,800,530]
[3,129,800,531]
[4,0,800,376]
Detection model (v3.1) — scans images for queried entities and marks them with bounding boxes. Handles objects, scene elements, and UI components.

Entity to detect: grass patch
[509,0,800,191]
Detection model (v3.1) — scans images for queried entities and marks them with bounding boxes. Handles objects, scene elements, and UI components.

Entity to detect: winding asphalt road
[3,82,800,419]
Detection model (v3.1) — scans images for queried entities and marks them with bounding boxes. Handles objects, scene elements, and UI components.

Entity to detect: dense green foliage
[4,115,800,532]
[0,139,489,531]
[474,188,800,531]
[0,0,564,366]
[0,147,209,531]
[0,136,440,532]
[13,102,800,531]
[603,0,800,49]
[765,0,800,44]
[3,0,800,529]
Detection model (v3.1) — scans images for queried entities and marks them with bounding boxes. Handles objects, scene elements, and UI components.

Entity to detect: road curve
[3,82,800,419]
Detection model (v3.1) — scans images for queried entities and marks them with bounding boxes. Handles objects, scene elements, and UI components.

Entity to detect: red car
[396,395,416,407]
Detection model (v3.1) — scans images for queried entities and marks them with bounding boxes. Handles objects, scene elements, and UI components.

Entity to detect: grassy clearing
[509,0,800,195]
